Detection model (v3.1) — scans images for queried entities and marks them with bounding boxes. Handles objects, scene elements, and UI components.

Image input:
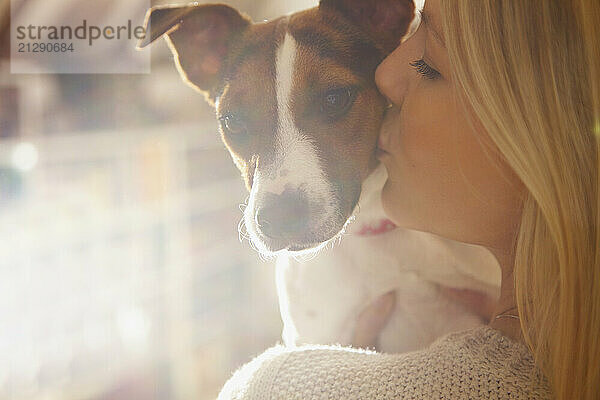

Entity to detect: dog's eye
[219,115,247,135]
[321,87,356,120]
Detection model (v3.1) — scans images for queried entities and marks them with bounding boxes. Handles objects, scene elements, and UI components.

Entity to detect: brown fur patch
[215,7,388,201]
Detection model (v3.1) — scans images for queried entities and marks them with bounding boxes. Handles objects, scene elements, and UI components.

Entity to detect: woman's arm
[217,344,398,400]
[217,327,550,400]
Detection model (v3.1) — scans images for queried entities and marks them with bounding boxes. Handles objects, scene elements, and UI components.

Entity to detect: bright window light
[11,142,39,172]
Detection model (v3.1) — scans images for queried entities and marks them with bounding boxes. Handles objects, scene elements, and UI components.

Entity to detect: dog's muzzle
[254,188,310,251]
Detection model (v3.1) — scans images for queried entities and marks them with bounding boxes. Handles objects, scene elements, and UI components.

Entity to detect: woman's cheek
[395,87,449,174]
[383,83,465,228]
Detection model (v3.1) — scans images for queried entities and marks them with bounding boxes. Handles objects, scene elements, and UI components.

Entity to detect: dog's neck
[346,163,394,235]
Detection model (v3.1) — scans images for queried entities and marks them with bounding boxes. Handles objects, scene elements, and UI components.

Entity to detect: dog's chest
[279,228,408,346]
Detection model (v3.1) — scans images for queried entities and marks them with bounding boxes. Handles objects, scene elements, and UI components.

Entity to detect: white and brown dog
[138,0,500,353]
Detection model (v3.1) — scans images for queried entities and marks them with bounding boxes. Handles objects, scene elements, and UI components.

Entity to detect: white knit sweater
[218,326,552,399]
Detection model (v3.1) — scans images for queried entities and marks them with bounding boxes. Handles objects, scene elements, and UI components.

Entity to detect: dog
[138,0,501,353]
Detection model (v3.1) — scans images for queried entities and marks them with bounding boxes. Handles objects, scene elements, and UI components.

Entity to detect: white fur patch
[272,34,331,198]
[243,32,337,253]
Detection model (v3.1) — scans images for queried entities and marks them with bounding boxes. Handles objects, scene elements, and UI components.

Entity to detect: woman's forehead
[423,0,439,27]
[422,0,445,45]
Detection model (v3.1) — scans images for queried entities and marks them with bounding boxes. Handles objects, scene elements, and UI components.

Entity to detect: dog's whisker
[238,218,251,243]
[249,239,262,255]
[238,226,250,240]
[294,251,317,263]
[258,249,277,262]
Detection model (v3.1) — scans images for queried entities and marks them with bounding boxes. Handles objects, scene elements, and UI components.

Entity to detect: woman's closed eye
[410,59,441,80]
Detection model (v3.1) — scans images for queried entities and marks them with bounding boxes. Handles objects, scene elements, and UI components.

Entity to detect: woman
[219,0,599,398]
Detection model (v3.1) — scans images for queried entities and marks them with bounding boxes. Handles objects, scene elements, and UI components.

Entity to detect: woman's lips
[376,146,390,159]
[376,134,391,158]
[377,105,399,159]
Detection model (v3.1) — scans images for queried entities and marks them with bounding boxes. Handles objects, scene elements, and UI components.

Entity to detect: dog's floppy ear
[137,3,251,102]
[319,0,416,54]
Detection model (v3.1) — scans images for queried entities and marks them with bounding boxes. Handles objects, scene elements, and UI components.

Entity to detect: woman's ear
[319,0,415,54]
[137,4,251,102]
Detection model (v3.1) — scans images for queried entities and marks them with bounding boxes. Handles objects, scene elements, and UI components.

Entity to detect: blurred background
[0,0,317,398]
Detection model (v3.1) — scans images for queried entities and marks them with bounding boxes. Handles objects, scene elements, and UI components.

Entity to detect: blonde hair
[440,1,599,399]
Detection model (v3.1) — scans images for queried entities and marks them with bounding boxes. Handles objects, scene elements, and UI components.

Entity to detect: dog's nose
[255,190,309,240]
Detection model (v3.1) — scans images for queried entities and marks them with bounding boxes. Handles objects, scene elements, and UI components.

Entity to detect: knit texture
[218,326,552,399]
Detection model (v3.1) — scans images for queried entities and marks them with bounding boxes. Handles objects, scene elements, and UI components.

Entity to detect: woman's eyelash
[410,59,441,80]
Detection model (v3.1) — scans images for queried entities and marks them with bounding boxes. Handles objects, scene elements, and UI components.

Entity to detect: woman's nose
[375,46,411,109]
[375,16,425,108]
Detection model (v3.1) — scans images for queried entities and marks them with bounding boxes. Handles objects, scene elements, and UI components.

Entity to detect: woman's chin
[381,178,417,230]
[381,179,441,239]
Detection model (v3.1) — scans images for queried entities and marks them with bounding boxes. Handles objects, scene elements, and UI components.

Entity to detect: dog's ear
[137,4,251,103]
[319,0,416,54]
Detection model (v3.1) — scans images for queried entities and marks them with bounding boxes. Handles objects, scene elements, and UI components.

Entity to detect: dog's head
[138,0,416,254]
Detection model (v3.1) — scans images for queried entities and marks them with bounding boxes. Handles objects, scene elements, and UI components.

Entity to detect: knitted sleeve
[217,327,552,400]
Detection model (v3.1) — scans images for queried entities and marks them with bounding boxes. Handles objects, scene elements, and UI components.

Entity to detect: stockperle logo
[11,0,151,74]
